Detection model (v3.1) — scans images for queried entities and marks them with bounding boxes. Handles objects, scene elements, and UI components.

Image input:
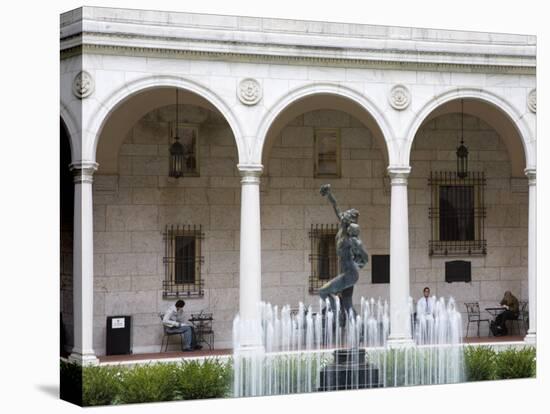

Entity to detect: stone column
[68,161,99,365]
[387,166,414,346]
[524,168,536,344]
[237,164,264,351]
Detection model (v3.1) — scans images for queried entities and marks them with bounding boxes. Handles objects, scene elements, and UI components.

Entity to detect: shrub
[60,360,83,406]
[464,346,496,381]
[116,363,178,404]
[494,347,536,379]
[82,365,123,406]
[174,359,232,400]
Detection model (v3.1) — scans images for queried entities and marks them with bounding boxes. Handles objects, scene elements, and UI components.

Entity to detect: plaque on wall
[445,260,471,283]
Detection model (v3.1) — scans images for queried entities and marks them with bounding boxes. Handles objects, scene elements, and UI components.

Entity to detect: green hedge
[82,365,122,406]
[173,359,232,400]
[60,358,232,406]
[116,363,178,404]
[464,346,536,382]
[464,346,497,381]
[494,347,536,379]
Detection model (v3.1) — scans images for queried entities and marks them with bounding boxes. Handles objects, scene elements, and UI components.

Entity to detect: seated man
[162,300,202,351]
[493,291,520,336]
[416,287,435,319]
[414,287,436,344]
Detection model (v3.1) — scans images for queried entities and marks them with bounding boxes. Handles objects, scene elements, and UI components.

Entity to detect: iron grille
[163,224,205,298]
[428,171,486,256]
[308,224,339,294]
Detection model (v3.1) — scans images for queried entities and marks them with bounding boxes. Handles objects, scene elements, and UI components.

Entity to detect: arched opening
[92,87,242,353]
[412,99,527,177]
[408,98,529,336]
[96,87,242,174]
[261,93,390,170]
[60,118,74,356]
[258,92,392,309]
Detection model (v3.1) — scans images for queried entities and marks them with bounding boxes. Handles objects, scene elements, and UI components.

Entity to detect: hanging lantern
[456,99,469,179]
[169,89,186,178]
[456,141,469,179]
[169,138,185,178]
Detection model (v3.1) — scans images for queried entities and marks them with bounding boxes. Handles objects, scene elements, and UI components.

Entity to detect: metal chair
[464,302,490,337]
[159,313,184,352]
[518,301,529,332]
[189,312,215,350]
[513,301,529,335]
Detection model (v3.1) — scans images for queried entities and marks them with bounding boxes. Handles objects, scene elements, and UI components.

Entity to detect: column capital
[524,167,536,185]
[387,165,411,185]
[70,161,98,184]
[238,164,263,184]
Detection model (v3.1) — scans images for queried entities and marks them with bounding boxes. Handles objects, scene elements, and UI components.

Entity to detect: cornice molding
[60,32,536,75]
[60,45,536,76]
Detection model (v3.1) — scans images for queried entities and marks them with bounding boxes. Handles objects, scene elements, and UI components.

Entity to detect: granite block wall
[91,106,527,353]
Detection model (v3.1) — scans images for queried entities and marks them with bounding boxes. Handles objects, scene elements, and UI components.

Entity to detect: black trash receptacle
[106,315,132,355]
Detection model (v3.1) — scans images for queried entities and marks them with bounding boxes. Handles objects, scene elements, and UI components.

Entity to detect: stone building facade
[60,7,536,361]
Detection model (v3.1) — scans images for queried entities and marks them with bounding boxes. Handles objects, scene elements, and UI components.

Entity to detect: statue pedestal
[318,349,381,391]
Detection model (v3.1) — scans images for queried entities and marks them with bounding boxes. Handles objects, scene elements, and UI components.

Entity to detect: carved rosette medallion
[238,78,262,105]
[72,71,95,99]
[527,89,536,113]
[389,85,411,110]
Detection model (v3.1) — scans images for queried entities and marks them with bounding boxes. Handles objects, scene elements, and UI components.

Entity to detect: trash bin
[106,315,132,355]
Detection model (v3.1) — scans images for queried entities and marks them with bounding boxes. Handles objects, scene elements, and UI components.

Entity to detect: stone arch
[254,83,395,168]
[87,75,246,169]
[404,88,535,175]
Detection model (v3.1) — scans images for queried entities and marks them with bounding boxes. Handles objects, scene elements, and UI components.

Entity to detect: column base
[524,332,537,346]
[68,350,99,366]
[386,337,415,348]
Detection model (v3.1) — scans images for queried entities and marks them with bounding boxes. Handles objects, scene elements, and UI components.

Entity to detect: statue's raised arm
[320,184,342,222]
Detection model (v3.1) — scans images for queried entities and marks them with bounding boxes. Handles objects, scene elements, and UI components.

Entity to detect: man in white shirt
[162,300,201,351]
[416,287,434,318]
[415,287,436,344]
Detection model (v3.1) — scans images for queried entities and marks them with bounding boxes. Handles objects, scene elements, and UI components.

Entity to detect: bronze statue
[319,184,369,317]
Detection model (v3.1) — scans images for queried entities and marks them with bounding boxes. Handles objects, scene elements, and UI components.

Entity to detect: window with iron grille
[163,224,204,298]
[428,171,486,256]
[308,224,339,294]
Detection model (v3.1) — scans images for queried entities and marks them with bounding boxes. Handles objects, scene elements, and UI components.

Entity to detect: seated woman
[493,291,520,336]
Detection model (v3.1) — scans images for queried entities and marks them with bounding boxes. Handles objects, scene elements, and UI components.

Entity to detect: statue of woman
[319,184,369,317]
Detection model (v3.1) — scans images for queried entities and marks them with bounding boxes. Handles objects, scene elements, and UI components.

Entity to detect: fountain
[232,184,464,397]
[232,295,464,397]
